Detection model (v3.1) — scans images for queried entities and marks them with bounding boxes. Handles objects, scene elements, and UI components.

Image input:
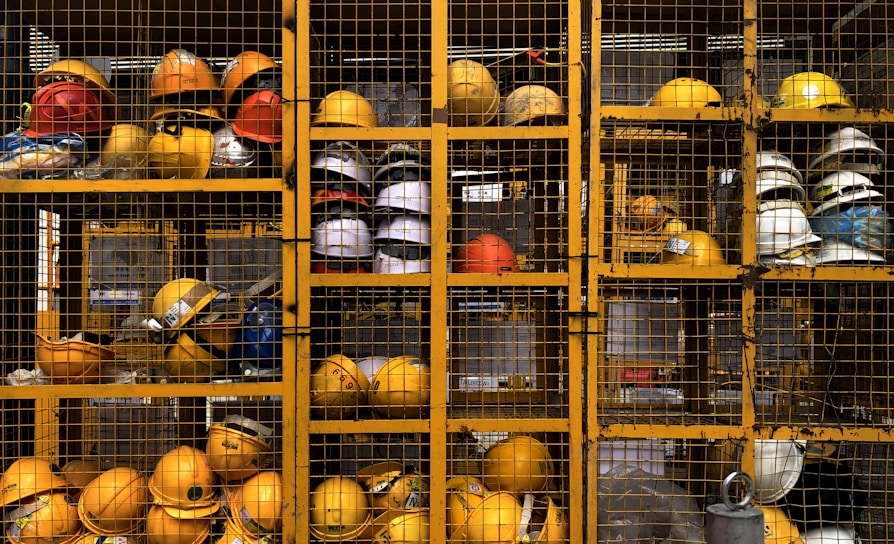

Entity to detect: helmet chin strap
[517,493,536,543]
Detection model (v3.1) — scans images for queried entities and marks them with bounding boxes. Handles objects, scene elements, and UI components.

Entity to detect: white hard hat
[801,525,858,544]
[808,127,884,172]
[372,215,432,274]
[756,170,807,202]
[756,200,821,256]
[374,181,432,214]
[373,248,432,274]
[355,356,389,385]
[756,151,804,184]
[815,240,886,266]
[311,141,373,184]
[374,215,432,245]
[758,249,817,267]
[753,439,808,504]
[809,171,883,216]
[311,217,374,258]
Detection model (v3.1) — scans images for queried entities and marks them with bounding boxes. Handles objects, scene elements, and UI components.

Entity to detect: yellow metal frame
[5,0,894,542]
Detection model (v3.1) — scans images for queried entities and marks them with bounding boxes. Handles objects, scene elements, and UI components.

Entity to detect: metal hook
[721,471,755,511]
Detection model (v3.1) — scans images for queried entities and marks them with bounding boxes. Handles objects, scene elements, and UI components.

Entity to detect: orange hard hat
[220,51,280,106]
[453,233,520,273]
[150,49,220,100]
[231,90,283,144]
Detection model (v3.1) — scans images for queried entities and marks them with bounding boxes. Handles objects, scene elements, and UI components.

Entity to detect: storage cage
[2,0,894,542]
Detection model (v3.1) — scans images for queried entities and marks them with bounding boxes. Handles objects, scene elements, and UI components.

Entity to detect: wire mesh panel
[0,192,282,384]
[308,432,431,541]
[600,1,744,107]
[595,439,723,542]
[598,122,739,266]
[450,142,569,273]
[595,280,745,427]
[448,287,568,416]
[308,287,431,421]
[0,1,293,540]
[445,431,572,543]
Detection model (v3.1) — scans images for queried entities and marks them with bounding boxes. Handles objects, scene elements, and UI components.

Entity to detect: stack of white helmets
[751,151,820,266]
[309,141,375,273]
[371,144,433,274]
[806,127,890,266]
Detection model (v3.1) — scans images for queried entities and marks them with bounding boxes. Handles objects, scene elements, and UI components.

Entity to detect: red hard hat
[22,81,114,136]
[231,90,283,143]
[310,187,370,209]
[453,233,520,273]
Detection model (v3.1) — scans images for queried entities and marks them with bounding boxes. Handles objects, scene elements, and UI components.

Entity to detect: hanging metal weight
[705,472,764,544]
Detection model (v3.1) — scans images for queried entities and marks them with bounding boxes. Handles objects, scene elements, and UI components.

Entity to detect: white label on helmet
[408,361,428,371]
[802,84,821,100]
[163,300,193,327]
[404,492,423,508]
[664,237,691,255]
[221,58,240,82]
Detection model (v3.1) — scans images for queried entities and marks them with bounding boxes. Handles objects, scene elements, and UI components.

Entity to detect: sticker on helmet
[664,237,691,255]
[801,84,821,100]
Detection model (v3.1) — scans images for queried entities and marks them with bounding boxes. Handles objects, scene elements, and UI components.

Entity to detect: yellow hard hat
[192,315,243,354]
[211,516,260,544]
[205,415,273,482]
[0,458,69,507]
[445,476,489,538]
[147,446,220,518]
[35,59,117,104]
[308,477,372,541]
[145,505,211,544]
[162,332,228,383]
[447,59,500,127]
[310,354,372,419]
[371,509,430,544]
[772,72,855,109]
[5,492,82,544]
[661,230,726,265]
[76,467,148,536]
[228,471,284,537]
[482,435,554,494]
[151,279,220,332]
[355,462,429,515]
[520,496,569,544]
[501,85,567,126]
[70,534,136,544]
[59,460,101,500]
[368,355,431,419]
[760,506,805,544]
[310,90,378,128]
[649,77,722,107]
[147,124,214,180]
[99,124,151,167]
[661,217,689,237]
[34,335,114,385]
[449,491,523,544]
